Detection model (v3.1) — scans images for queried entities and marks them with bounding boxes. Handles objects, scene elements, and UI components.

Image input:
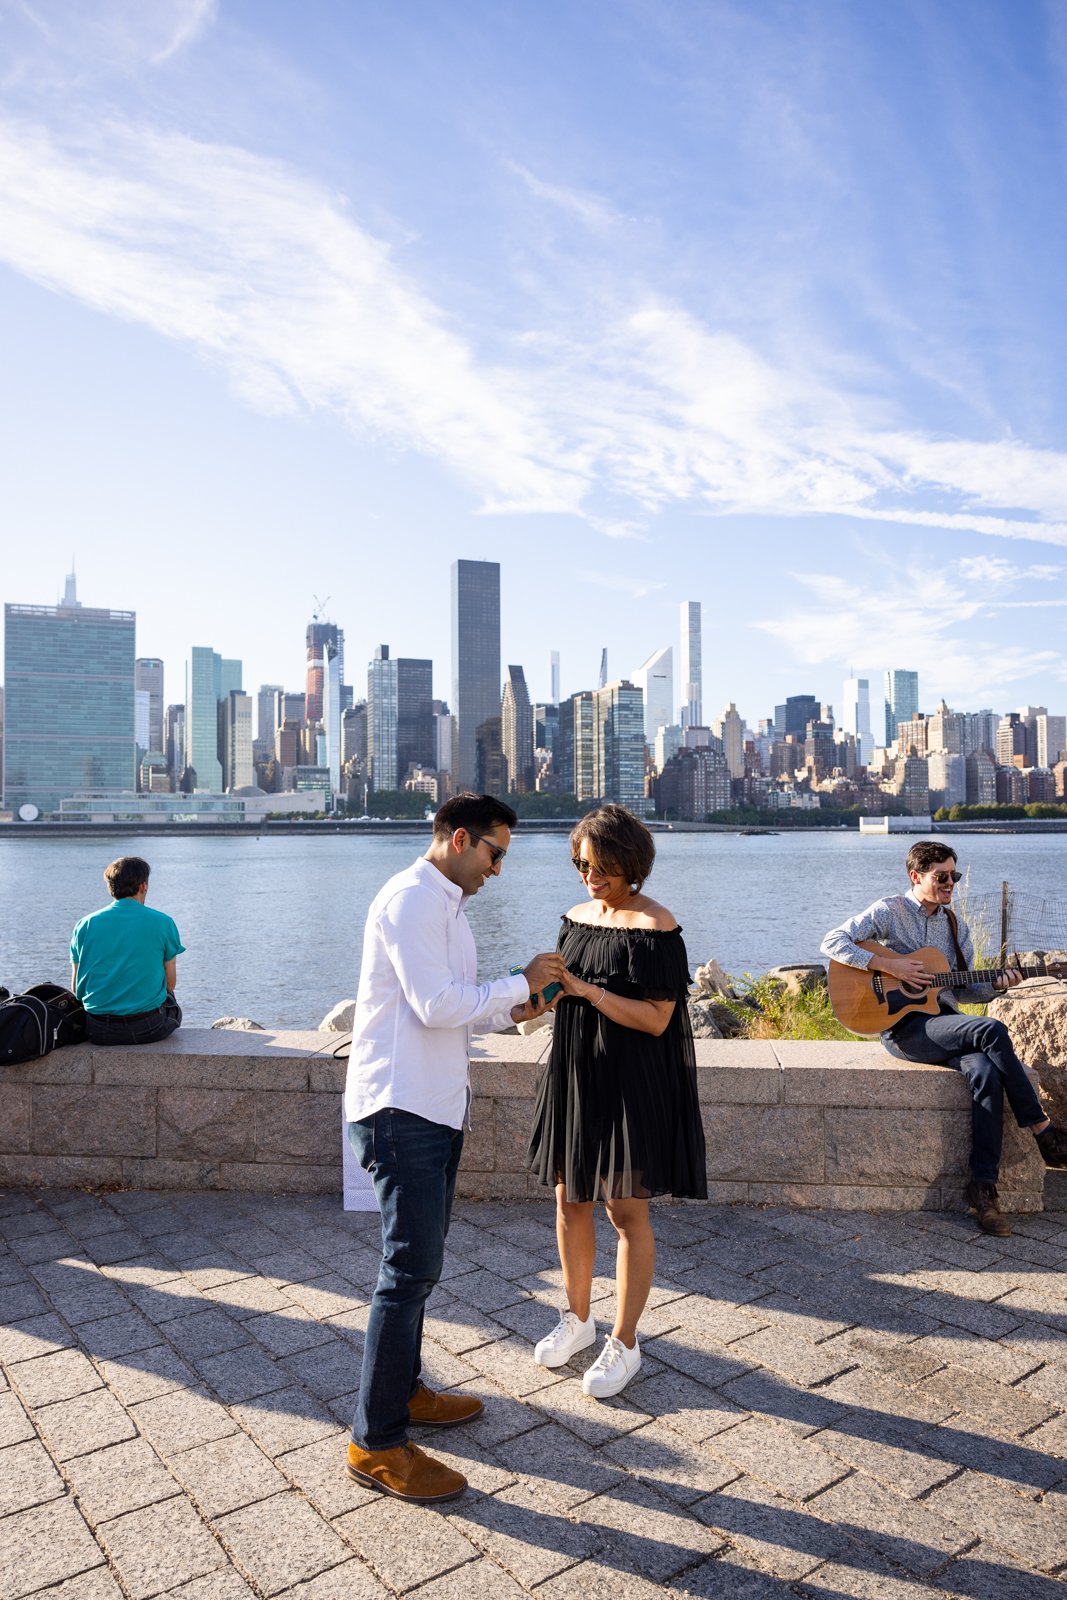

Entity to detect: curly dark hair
[905,840,957,877]
[570,804,656,890]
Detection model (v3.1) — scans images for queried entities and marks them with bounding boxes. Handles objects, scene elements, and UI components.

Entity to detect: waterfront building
[433,705,453,780]
[927,749,965,813]
[342,702,368,767]
[962,710,998,756]
[135,659,165,755]
[1036,713,1067,769]
[633,646,674,747]
[185,648,242,793]
[679,601,702,727]
[367,647,398,791]
[256,684,283,760]
[550,650,560,705]
[654,745,731,820]
[841,675,873,766]
[556,690,594,801]
[533,703,559,756]
[996,713,1027,768]
[305,619,343,724]
[965,750,997,806]
[927,700,966,755]
[322,644,343,799]
[802,718,835,780]
[896,712,929,757]
[164,704,185,776]
[275,720,302,768]
[3,579,136,814]
[592,680,648,813]
[713,702,745,780]
[654,723,683,773]
[397,659,434,785]
[219,690,253,792]
[451,558,501,791]
[775,695,818,741]
[996,765,1028,804]
[884,669,919,745]
[135,690,152,756]
[501,665,534,793]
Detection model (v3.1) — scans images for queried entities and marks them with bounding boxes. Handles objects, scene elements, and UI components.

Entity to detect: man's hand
[877,953,933,989]
[994,967,1024,991]
[510,990,561,1024]
[523,953,568,993]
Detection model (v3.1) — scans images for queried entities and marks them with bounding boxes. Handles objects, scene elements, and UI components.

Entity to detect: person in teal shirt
[70,856,185,1045]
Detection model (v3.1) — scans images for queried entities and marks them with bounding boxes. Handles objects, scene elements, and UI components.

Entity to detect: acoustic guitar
[828,941,1067,1037]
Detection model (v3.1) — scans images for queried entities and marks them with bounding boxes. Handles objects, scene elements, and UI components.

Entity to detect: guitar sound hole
[900,981,928,997]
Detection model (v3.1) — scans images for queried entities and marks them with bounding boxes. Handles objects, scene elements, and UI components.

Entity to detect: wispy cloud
[753,558,1066,703]
[2,114,1067,551]
[506,160,623,230]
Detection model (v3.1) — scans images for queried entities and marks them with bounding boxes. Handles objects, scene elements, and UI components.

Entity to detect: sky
[2,0,1067,727]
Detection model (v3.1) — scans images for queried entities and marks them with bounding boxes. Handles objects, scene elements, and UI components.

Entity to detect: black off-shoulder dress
[526,917,707,1204]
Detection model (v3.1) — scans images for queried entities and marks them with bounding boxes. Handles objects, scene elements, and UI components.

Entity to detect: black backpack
[0,984,87,1065]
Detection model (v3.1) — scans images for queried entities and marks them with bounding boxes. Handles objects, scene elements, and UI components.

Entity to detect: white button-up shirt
[344,856,529,1131]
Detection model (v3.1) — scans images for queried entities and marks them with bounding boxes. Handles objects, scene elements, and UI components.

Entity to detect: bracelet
[591,987,607,1009]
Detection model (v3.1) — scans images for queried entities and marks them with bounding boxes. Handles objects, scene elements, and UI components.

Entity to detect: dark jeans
[86,993,182,1046]
[348,1107,464,1451]
[891,1009,1045,1184]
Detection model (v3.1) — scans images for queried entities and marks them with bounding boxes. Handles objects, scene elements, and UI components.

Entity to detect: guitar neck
[932,962,1050,990]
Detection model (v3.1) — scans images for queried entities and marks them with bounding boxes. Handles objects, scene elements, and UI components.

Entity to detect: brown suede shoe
[965,1180,1012,1237]
[345,1440,466,1503]
[407,1381,485,1429]
[1035,1122,1067,1169]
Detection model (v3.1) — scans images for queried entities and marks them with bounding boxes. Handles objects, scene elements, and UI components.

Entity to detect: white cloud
[506,161,622,230]
[753,563,1066,703]
[2,114,1067,553]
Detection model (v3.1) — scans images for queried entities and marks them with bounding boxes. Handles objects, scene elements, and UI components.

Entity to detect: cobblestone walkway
[1,1186,1067,1598]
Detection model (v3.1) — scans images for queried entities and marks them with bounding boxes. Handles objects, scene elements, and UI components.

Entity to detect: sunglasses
[573,858,620,877]
[466,831,506,867]
[930,870,962,885]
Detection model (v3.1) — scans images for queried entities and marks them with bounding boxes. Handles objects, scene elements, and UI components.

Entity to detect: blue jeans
[348,1108,464,1452]
[891,1009,1045,1184]
[86,993,181,1045]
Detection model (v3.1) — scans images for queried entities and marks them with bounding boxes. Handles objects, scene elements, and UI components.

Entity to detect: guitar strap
[943,907,968,978]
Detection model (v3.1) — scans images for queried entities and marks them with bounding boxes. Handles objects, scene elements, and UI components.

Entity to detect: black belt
[89,1004,166,1024]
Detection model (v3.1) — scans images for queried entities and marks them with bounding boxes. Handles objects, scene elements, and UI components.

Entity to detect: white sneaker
[582,1334,641,1398]
[533,1309,596,1368]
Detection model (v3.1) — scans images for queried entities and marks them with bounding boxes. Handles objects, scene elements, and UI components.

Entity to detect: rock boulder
[765,964,828,996]
[210,1017,265,1031]
[319,1000,357,1032]
[988,979,1067,1125]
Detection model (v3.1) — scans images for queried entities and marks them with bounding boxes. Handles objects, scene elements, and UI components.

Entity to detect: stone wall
[0,1029,1046,1210]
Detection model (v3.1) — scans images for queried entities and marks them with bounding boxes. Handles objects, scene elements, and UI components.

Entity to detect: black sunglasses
[930,870,962,885]
[466,831,506,867]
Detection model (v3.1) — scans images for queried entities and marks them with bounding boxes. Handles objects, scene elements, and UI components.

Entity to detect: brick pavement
[1,1186,1066,1598]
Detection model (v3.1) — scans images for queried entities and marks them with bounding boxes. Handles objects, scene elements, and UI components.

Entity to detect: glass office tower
[451,559,501,792]
[3,595,136,813]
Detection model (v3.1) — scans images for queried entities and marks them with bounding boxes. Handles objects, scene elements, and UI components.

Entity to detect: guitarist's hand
[877,953,933,989]
[994,967,1024,991]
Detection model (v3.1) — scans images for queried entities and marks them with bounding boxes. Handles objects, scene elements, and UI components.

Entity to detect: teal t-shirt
[70,899,185,1017]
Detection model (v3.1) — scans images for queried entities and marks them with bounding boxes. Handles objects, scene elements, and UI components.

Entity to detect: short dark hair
[905,840,957,877]
[570,804,656,890]
[104,856,151,899]
[433,792,518,840]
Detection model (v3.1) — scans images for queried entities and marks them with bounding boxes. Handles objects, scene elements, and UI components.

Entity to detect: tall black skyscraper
[451,559,501,792]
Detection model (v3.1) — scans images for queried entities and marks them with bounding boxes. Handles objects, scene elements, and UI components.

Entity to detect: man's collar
[905,885,942,914]
[414,855,463,905]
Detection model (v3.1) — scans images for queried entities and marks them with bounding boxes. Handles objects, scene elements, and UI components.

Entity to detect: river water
[3,829,1067,1027]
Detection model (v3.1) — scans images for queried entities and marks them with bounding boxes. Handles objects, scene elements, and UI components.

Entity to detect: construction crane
[311,594,332,622]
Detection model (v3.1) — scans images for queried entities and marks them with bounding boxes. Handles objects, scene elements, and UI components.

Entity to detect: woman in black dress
[526,805,706,1398]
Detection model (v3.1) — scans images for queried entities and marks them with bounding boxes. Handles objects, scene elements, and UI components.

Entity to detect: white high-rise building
[632,646,673,746]
[322,643,343,799]
[842,675,874,766]
[679,601,702,728]
[713,703,745,780]
[550,651,560,705]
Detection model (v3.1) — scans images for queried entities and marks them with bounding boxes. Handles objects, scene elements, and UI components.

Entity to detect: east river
[3,829,1067,1027]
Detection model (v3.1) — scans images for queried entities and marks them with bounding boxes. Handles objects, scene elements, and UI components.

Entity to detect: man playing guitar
[822,839,1067,1235]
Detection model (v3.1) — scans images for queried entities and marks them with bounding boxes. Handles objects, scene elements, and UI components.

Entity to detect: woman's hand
[557,967,597,1001]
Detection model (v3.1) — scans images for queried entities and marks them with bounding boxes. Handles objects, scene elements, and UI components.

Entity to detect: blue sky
[2,0,1067,727]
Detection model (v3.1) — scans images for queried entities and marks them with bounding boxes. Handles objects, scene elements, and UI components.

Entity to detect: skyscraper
[305,619,344,724]
[679,601,702,727]
[220,690,253,791]
[451,559,500,792]
[632,647,673,745]
[885,669,919,745]
[593,680,648,812]
[257,684,283,754]
[3,577,136,813]
[135,659,165,754]
[367,647,398,791]
[841,675,873,766]
[550,650,560,705]
[501,665,534,793]
[322,644,343,798]
[397,658,434,784]
[713,703,745,780]
[185,647,242,792]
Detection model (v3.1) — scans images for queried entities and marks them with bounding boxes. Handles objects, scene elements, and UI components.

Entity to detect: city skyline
[2,4,1067,715]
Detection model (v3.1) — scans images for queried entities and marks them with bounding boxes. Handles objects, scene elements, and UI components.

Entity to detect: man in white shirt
[344,793,566,1504]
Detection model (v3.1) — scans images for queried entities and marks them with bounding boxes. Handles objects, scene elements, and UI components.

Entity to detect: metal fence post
[1000,879,1010,960]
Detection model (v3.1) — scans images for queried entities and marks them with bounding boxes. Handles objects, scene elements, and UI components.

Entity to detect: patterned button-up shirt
[821,887,995,1052]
